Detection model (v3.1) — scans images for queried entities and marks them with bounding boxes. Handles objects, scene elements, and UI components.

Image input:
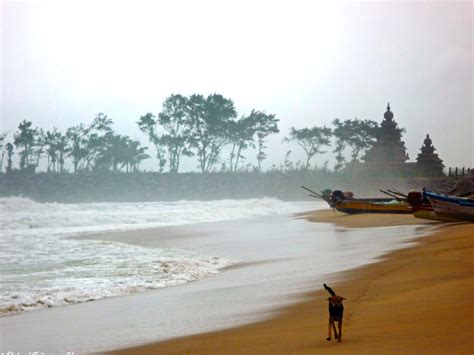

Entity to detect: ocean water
[0,197,317,314]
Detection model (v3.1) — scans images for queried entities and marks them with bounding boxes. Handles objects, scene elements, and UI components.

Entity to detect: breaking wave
[0,197,317,314]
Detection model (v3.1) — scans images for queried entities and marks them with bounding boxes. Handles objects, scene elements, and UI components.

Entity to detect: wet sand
[298,208,439,228]
[111,211,474,355]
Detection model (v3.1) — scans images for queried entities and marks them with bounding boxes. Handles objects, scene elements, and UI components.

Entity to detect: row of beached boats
[301,186,474,222]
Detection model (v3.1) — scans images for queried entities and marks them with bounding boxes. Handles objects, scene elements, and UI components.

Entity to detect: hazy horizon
[1,0,472,171]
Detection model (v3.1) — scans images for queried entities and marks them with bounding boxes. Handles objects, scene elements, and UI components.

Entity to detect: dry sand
[109,211,474,355]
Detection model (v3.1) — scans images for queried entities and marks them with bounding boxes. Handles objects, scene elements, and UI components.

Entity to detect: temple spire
[417,133,444,176]
[383,102,394,121]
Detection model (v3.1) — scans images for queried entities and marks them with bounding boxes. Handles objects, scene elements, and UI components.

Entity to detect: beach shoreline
[107,211,473,355]
[6,208,424,354]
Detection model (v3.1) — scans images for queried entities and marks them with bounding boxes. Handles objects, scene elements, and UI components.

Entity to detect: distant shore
[109,211,474,355]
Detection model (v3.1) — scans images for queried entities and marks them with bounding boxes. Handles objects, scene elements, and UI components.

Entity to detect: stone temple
[354,103,444,176]
[416,134,444,176]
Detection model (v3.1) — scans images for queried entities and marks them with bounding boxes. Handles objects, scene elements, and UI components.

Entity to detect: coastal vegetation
[1,93,379,175]
[0,94,459,202]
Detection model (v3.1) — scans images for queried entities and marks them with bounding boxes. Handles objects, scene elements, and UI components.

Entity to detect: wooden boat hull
[405,191,458,221]
[413,209,459,222]
[425,192,474,222]
[334,200,412,214]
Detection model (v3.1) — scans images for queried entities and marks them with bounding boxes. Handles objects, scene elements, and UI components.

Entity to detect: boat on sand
[424,191,474,222]
[406,191,459,222]
[302,186,412,215]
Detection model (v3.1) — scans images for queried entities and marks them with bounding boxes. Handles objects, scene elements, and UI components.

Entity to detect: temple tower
[416,134,444,176]
[362,103,409,174]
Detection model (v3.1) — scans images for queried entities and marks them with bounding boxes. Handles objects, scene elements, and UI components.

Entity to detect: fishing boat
[332,198,412,214]
[424,191,474,222]
[302,186,412,214]
[406,191,459,222]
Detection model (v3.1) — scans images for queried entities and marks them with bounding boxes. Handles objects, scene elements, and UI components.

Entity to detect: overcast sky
[1,0,472,171]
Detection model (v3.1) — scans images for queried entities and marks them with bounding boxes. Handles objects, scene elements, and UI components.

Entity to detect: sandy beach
[110,211,474,355]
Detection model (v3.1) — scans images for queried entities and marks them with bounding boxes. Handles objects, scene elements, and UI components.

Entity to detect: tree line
[0,93,383,174]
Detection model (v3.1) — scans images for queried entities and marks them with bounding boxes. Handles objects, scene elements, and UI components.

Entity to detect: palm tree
[14,120,41,172]
[125,140,150,172]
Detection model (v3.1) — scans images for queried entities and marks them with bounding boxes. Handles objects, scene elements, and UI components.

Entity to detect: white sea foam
[0,197,316,233]
[0,197,317,314]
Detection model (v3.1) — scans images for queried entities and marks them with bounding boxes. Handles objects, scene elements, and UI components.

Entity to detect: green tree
[228,114,258,172]
[93,132,124,171]
[93,133,149,172]
[123,139,150,172]
[137,113,167,173]
[187,94,237,173]
[332,118,378,171]
[56,132,69,173]
[332,119,347,172]
[42,128,68,173]
[67,113,113,172]
[284,126,332,169]
[42,129,57,172]
[158,94,193,173]
[66,123,90,172]
[0,132,8,172]
[5,142,14,173]
[85,113,114,170]
[253,111,279,171]
[13,120,41,172]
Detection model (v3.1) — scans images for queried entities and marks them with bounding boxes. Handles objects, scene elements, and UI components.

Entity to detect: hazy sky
[1,0,473,171]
